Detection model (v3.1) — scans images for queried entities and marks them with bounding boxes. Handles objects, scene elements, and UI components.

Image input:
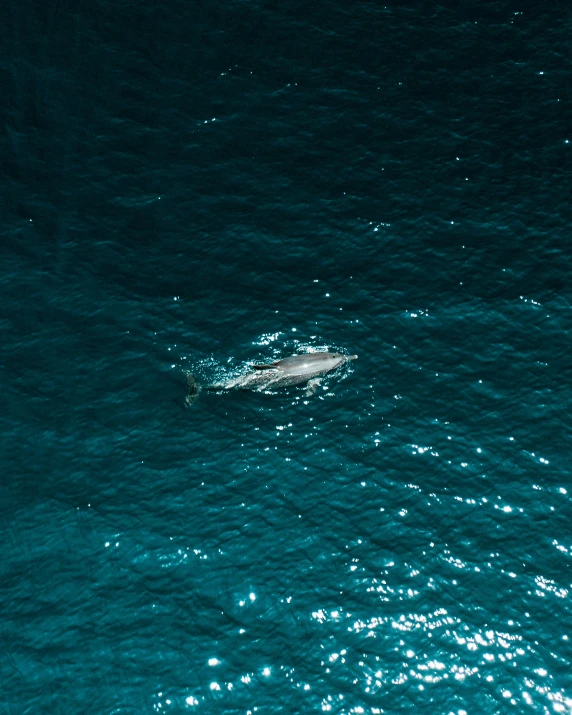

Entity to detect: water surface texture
[2,2,571,714]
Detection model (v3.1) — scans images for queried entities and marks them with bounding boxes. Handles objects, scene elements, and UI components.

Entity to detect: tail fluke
[185,372,202,406]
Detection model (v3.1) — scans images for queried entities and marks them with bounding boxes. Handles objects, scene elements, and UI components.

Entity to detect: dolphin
[185,352,357,405]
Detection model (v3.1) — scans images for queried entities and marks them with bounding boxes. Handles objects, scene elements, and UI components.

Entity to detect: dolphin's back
[255,352,345,376]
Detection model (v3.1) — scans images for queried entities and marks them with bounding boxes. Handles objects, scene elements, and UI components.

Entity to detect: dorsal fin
[252,362,279,370]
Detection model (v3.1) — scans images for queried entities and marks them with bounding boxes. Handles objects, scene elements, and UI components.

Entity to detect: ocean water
[2,2,571,713]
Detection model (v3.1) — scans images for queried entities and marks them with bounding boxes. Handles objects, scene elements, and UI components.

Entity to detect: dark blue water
[2,2,571,713]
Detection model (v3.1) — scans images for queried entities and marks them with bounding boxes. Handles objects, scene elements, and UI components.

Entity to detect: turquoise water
[2,2,571,713]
